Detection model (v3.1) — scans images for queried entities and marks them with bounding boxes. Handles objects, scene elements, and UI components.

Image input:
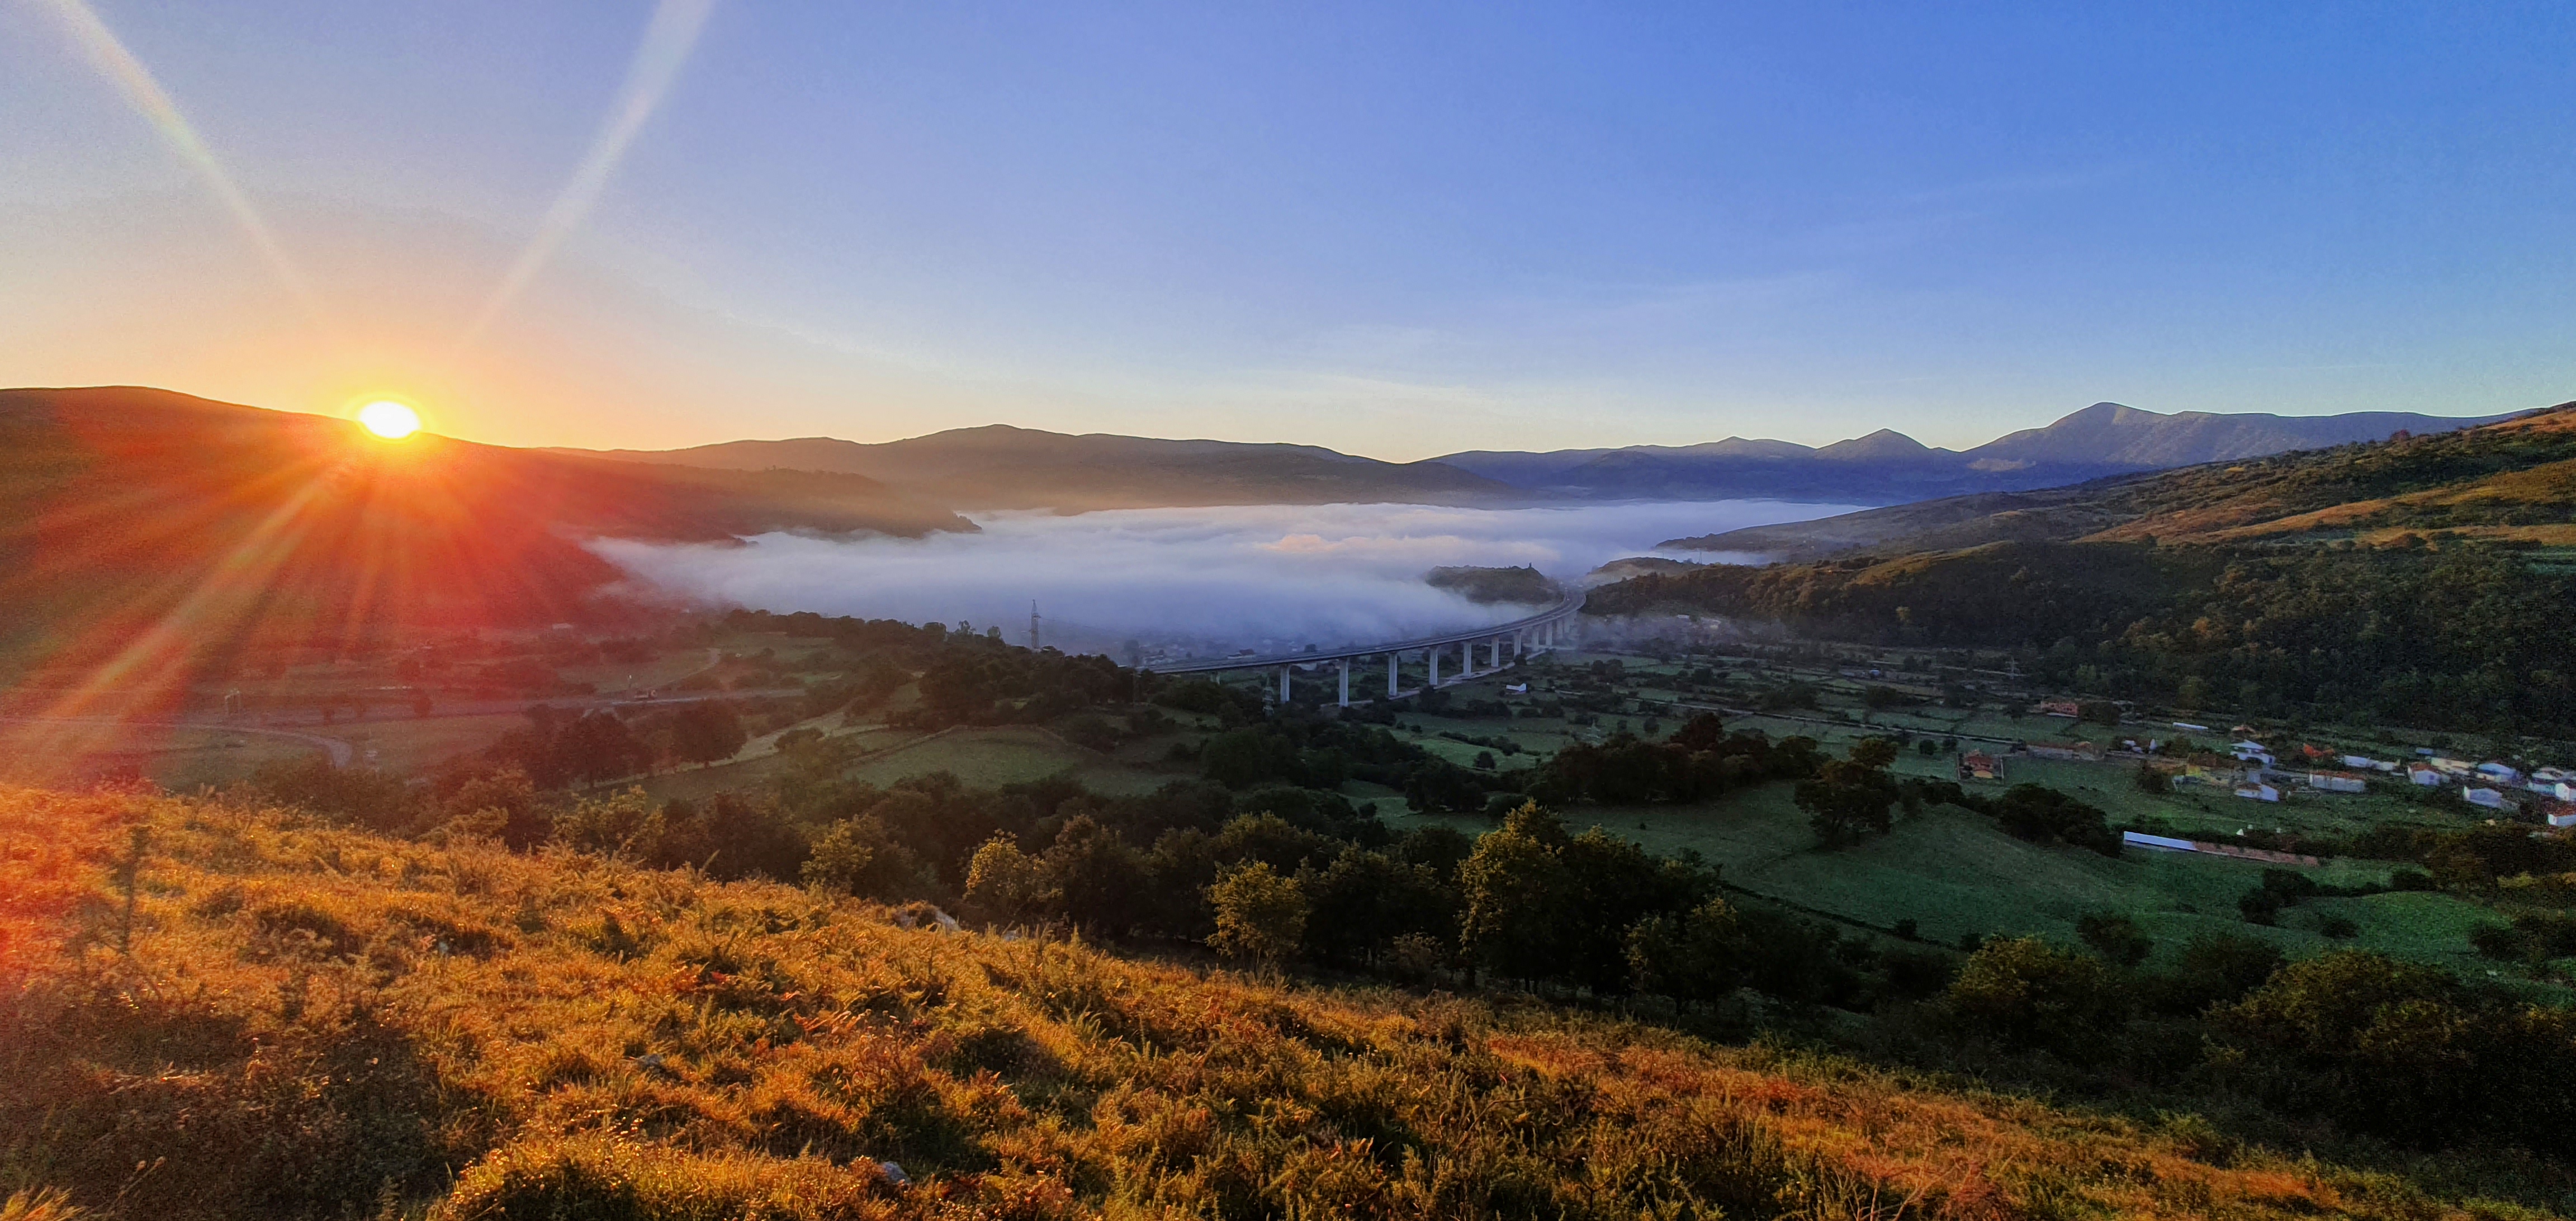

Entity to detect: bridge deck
[1138,591,1584,675]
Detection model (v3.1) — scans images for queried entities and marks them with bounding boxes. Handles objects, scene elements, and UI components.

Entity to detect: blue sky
[1,1,2569,457]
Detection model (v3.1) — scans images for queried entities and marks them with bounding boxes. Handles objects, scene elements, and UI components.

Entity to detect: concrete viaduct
[1137,591,1587,707]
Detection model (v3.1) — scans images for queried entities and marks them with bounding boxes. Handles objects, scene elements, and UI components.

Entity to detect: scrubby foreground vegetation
[0,783,2531,1221]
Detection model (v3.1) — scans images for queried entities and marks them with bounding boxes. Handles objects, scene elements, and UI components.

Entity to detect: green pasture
[1387,780,2503,976]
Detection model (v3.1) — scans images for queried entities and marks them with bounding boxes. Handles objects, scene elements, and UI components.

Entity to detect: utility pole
[1028,600,1041,651]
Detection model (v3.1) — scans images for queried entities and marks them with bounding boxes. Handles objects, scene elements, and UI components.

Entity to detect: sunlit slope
[1,784,2457,1220]
[1663,403,2576,561]
[0,387,969,698]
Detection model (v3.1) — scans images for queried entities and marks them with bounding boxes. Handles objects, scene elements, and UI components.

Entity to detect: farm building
[2464,787,2512,811]
[1958,751,2004,782]
[2234,782,2281,802]
[2477,761,2524,784]
[2306,772,2368,794]
[2410,767,2445,787]
[2122,831,2196,853]
[2037,700,2082,718]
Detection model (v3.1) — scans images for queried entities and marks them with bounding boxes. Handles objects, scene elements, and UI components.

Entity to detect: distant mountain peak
[1813,428,1936,460]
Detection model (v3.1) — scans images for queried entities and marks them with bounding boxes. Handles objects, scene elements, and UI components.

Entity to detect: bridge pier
[1278,666,1292,703]
[1457,640,1473,680]
[1428,647,1441,687]
[1387,654,1398,698]
[1337,659,1350,707]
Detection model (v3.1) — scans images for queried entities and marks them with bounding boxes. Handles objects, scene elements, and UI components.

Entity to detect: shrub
[1946,936,2128,1058]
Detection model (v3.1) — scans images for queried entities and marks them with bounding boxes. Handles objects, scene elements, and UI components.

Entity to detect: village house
[2037,699,2082,718]
[2477,761,2524,784]
[2235,781,2281,802]
[2410,766,2445,787]
[2546,801,2576,830]
[2464,786,2512,811]
[1958,751,2004,782]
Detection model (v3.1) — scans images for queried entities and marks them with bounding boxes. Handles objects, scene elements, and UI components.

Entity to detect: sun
[357,400,422,440]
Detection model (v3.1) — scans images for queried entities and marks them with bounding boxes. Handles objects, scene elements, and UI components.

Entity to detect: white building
[2307,772,2368,794]
[2235,782,2281,802]
[2464,787,2511,811]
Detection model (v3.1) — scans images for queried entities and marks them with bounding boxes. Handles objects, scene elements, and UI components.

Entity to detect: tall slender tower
[1029,600,1042,651]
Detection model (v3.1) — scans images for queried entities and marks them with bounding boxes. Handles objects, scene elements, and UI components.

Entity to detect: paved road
[0,715,356,768]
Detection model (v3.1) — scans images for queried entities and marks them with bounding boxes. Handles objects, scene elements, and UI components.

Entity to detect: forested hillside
[1597,409,2576,734]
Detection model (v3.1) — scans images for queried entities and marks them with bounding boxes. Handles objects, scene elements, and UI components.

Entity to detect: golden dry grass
[0,784,2533,1219]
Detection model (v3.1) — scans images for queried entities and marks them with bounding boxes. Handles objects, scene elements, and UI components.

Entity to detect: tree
[962,835,1047,925]
[1457,803,1571,983]
[1299,846,1453,965]
[1205,860,1309,964]
[2210,950,2576,1147]
[1796,741,1900,847]
[2133,763,2171,793]
[1986,784,2119,855]
[1946,935,2129,1058]
[670,701,747,767]
[555,711,648,785]
[1041,816,1150,935]
[2075,912,2152,967]
[803,816,931,900]
[553,787,661,858]
[1625,898,1746,1006]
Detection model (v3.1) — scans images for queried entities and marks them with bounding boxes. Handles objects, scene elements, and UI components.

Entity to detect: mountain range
[1434,402,2525,504]
[572,401,2522,510]
[1649,401,2576,564]
[559,425,1526,511]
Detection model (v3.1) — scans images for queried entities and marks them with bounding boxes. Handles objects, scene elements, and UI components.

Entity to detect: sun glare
[357,400,422,439]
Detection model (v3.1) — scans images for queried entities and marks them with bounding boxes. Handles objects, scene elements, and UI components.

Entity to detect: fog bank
[593,500,1854,656]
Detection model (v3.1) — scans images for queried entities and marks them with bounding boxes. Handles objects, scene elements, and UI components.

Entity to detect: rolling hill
[1589,405,2576,733]
[1659,403,2576,561]
[0,782,2496,1221]
[566,424,1533,510]
[0,387,970,705]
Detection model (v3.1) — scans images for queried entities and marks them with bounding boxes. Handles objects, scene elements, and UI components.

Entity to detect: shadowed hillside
[567,424,1536,510]
[0,783,2520,1221]
[0,387,970,709]
[1593,406,2576,733]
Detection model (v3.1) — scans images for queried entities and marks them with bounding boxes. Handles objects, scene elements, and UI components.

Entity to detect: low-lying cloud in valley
[593,500,1855,656]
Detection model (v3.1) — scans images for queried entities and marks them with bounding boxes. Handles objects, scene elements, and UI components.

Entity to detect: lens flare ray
[457,0,716,349]
[34,0,328,327]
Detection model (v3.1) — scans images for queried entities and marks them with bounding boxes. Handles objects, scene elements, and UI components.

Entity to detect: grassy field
[839,725,1181,796]
[1389,780,2506,979]
[0,721,324,791]
[0,782,2509,1220]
